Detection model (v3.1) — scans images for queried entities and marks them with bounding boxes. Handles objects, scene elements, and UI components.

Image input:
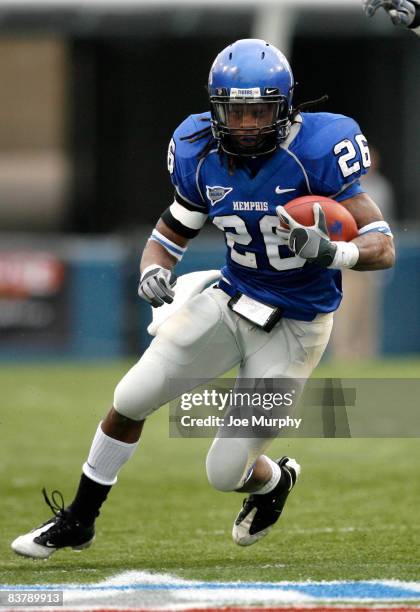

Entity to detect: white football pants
[114,286,333,491]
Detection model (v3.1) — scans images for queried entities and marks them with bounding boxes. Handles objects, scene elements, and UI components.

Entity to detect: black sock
[68,473,112,526]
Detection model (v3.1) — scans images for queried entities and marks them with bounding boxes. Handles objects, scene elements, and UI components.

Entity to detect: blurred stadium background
[0,0,419,363]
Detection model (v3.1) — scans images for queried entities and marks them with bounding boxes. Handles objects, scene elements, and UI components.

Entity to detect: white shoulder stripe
[281,148,313,195]
[330,178,359,199]
[170,201,208,230]
[195,148,218,202]
[175,186,203,208]
[280,114,302,149]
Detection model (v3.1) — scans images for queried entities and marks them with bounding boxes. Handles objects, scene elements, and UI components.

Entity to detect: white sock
[83,423,139,486]
[254,456,281,495]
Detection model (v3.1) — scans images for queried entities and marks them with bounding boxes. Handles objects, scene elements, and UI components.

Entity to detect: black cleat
[232,456,300,546]
[11,489,95,559]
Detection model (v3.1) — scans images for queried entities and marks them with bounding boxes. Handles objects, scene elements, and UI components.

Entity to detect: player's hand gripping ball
[276,195,358,267]
[280,195,358,241]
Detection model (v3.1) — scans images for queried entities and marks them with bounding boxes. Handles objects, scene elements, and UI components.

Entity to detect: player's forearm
[140,218,189,274]
[140,240,177,274]
[351,233,395,271]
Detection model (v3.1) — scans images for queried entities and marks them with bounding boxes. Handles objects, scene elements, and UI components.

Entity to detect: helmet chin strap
[277,120,292,142]
[221,140,276,158]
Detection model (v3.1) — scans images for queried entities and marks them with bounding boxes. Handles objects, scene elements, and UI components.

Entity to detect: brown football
[283,195,358,242]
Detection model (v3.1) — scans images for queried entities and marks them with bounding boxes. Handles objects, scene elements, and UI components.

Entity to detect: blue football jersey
[168,111,371,321]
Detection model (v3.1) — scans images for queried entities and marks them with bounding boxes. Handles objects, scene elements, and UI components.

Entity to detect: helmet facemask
[210,92,292,157]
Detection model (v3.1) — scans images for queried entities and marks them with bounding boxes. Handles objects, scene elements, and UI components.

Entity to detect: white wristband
[329,241,359,269]
[149,229,187,261]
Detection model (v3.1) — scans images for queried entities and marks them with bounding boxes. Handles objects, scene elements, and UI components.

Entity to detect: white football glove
[138,265,176,308]
[276,203,338,267]
[363,0,419,27]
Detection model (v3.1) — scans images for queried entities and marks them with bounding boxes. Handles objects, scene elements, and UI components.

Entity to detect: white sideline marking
[66,571,310,606]
[2,573,420,610]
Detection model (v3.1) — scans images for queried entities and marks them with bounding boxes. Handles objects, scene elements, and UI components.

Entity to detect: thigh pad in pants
[114,290,240,420]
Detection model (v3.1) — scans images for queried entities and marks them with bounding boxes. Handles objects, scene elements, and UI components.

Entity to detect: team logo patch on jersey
[206,185,233,206]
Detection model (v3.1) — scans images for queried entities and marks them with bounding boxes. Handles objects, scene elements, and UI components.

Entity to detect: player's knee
[205,439,250,492]
[113,356,167,421]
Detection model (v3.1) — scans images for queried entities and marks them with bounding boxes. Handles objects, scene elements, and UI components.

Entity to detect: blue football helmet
[208,39,295,157]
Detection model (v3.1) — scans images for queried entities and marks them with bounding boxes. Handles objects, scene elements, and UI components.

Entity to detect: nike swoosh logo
[266,88,277,95]
[275,187,296,195]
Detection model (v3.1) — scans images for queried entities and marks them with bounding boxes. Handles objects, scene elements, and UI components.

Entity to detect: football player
[363,0,420,34]
[12,39,395,558]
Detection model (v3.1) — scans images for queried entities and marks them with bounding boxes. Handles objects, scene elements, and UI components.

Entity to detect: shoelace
[42,488,66,517]
[37,488,78,538]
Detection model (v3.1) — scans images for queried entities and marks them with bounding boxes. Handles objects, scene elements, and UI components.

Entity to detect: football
[283,195,358,242]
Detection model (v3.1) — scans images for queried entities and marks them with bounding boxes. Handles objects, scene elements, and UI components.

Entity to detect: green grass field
[1,358,420,586]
